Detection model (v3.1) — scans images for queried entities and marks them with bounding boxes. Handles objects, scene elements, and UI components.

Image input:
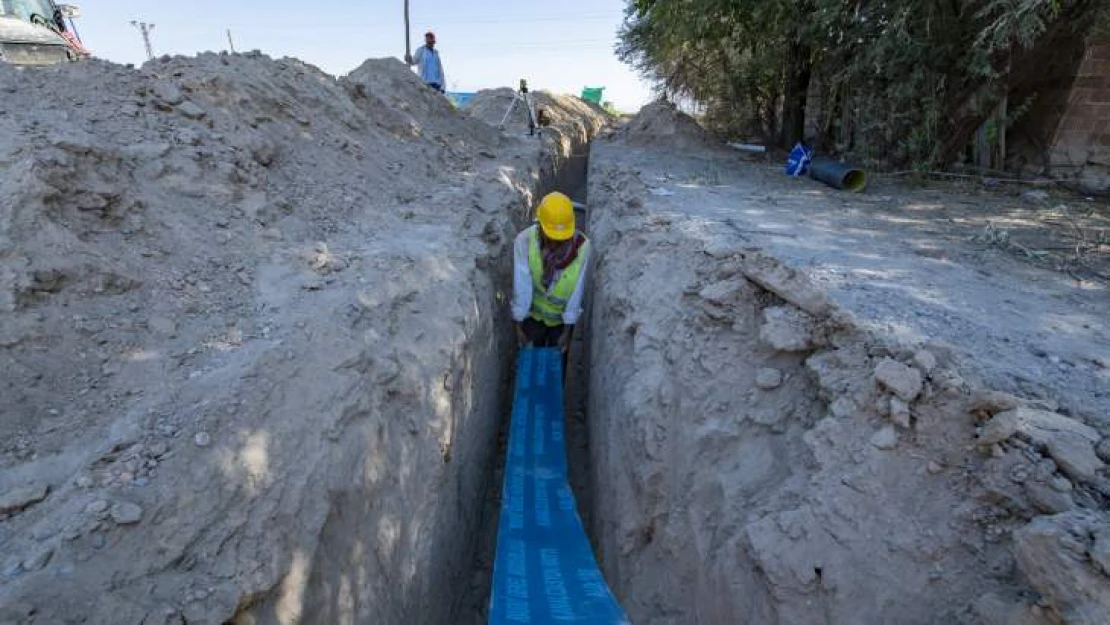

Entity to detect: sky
[64,0,657,111]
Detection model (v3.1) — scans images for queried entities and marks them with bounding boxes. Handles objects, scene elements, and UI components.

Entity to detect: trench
[456,142,598,623]
[572,145,846,623]
[234,129,602,625]
[564,139,1060,625]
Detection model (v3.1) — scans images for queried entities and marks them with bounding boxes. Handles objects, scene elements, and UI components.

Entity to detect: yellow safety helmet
[537,192,575,241]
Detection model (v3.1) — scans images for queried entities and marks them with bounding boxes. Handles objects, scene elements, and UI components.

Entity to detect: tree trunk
[781,36,814,148]
[819,83,844,153]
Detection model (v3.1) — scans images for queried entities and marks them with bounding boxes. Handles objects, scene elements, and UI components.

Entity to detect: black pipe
[809,156,867,192]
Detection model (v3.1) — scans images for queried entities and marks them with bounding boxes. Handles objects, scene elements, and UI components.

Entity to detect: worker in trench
[511,191,590,372]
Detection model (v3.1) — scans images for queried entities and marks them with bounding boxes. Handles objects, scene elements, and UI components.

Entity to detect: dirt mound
[0,52,592,624]
[620,99,714,150]
[465,88,610,144]
[583,137,1110,625]
[343,58,501,147]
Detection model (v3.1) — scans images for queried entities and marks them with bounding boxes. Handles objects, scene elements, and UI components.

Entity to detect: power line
[450,39,615,51]
[418,13,622,25]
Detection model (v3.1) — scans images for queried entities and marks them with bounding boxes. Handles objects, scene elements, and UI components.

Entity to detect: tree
[618,0,1108,169]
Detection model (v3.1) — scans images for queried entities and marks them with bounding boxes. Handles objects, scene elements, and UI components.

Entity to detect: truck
[0,1,88,66]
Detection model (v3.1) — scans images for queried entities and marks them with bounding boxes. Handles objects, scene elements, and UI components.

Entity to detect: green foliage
[618,0,1109,169]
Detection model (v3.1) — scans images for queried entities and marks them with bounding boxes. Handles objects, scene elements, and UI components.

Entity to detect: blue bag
[785,143,812,176]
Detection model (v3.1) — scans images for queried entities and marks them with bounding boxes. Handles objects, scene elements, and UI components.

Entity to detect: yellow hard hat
[537,192,575,241]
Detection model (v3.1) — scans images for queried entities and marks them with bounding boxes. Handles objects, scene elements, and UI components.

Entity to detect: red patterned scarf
[541,231,585,289]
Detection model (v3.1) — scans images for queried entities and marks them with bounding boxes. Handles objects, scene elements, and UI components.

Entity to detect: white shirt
[511,227,589,325]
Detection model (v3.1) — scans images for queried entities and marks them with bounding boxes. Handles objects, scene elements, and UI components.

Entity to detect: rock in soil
[759,306,816,352]
[871,426,899,450]
[890,396,912,429]
[913,349,938,375]
[755,368,783,390]
[110,502,144,525]
[1096,438,1110,464]
[979,407,1104,482]
[874,358,923,402]
[1024,481,1076,514]
[0,484,49,514]
[1014,511,1110,624]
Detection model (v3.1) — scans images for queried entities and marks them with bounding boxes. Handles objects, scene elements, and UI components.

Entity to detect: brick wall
[1049,37,1110,191]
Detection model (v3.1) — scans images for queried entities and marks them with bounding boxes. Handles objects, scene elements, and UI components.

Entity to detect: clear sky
[66,0,655,111]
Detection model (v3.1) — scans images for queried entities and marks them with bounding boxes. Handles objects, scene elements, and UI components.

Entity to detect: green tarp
[580,87,604,104]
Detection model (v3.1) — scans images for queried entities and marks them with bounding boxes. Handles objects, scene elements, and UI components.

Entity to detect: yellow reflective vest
[526,225,589,327]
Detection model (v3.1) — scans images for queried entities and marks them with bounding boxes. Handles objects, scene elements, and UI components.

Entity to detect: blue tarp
[785,142,813,176]
[448,91,477,107]
[488,348,630,625]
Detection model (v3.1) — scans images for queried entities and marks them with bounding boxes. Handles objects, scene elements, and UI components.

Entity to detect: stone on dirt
[913,349,938,374]
[971,592,1046,625]
[739,252,834,317]
[151,82,185,106]
[759,306,816,352]
[755,368,783,390]
[1097,438,1110,463]
[178,101,206,120]
[871,426,899,450]
[1024,481,1076,514]
[970,390,1022,416]
[0,484,49,514]
[1090,529,1110,576]
[874,358,923,402]
[890,396,912,429]
[22,547,53,572]
[110,501,143,525]
[1014,511,1110,624]
[979,407,1104,482]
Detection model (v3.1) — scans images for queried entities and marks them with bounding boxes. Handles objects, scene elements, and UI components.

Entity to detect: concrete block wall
[1049,37,1110,190]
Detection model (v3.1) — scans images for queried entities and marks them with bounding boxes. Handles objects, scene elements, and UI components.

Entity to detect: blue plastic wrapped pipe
[488,348,630,624]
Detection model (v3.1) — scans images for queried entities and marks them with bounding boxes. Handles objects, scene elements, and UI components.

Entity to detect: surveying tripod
[499,79,540,137]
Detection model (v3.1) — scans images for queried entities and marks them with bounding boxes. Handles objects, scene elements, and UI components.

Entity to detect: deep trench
[458,145,597,623]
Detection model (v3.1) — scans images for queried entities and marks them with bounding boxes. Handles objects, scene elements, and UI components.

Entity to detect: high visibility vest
[526,225,589,327]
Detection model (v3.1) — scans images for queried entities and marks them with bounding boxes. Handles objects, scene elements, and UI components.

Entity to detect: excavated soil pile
[0,53,605,624]
[616,100,714,151]
[465,88,609,147]
[583,106,1110,624]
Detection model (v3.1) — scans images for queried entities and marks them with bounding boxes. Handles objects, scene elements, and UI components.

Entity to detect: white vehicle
[0,1,87,66]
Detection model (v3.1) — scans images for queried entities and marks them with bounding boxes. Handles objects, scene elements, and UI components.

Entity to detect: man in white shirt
[405,31,446,93]
[511,191,589,359]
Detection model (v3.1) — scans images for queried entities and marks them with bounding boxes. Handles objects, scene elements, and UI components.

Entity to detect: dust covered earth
[0,53,605,624]
[2,47,1109,625]
[583,107,1110,625]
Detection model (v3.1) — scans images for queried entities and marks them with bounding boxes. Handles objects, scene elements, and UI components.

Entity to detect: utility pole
[227,29,236,53]
[404,0,411,61]
[130,21,155,61]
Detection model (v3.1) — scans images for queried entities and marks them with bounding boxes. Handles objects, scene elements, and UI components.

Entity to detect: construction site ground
[1,55,1109,625]
[596,141,1110,422]
[583,107,1110,624]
